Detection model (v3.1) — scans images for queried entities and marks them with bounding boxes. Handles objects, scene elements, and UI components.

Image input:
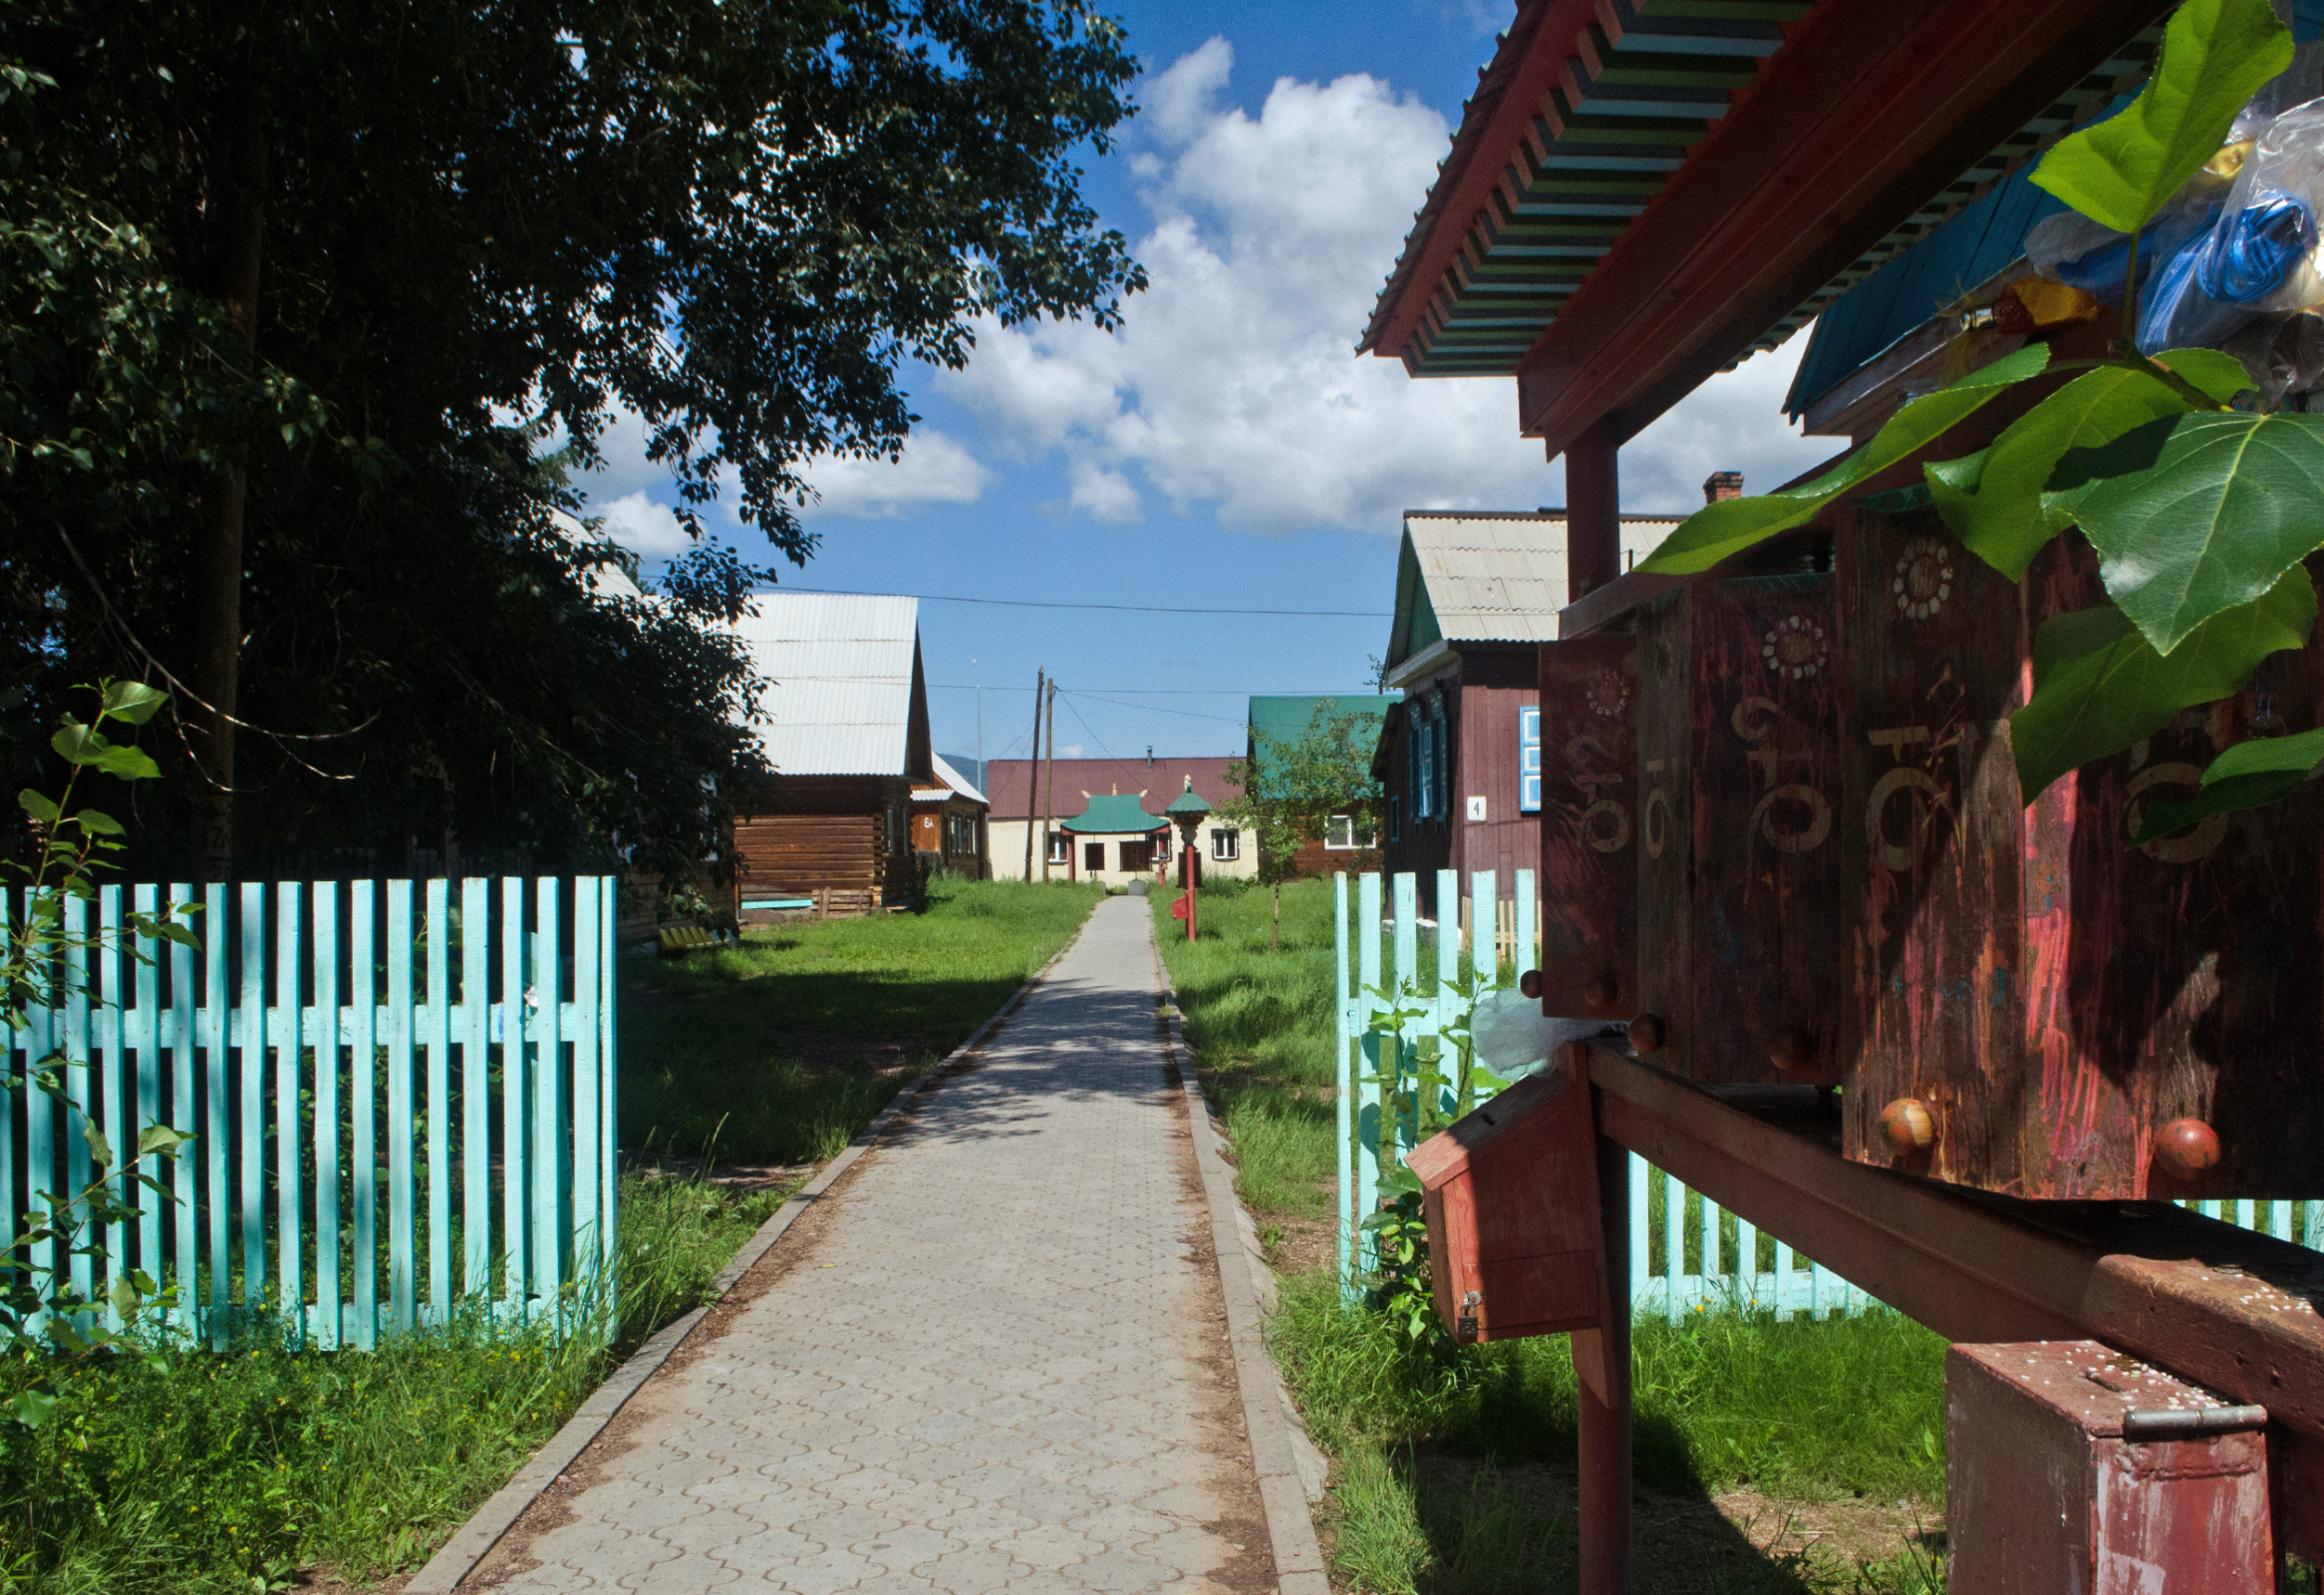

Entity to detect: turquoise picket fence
[1330,866,1875,1319]
[3,875,618,1349]
[1332,867,2324,1322]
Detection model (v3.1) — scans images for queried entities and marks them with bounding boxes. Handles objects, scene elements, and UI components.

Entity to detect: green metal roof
[1060,794,1166,834]
[1247,695,1400,784]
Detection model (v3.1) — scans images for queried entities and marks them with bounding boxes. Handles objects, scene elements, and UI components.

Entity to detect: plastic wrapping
[2198,97,2324,312]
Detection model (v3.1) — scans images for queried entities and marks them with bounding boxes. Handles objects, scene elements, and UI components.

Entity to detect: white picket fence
[1329,867,2321,1323]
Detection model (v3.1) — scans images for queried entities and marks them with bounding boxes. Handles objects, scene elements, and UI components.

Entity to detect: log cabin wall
[734,775,915,908]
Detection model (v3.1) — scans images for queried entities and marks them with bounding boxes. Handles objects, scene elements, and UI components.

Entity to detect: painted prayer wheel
[1632,572,1845,1086]
[1538,635,1639,1020]
[1833,506,2324,1198]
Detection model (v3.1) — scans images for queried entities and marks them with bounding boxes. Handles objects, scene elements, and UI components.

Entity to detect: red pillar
[1572,1113,1632,1594]
[1566,422,1622,601]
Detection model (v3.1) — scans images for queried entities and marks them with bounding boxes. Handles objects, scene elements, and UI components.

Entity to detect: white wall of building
[986,817,1259,884]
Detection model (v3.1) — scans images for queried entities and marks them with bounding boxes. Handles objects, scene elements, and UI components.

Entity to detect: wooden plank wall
[734,813,885,899]
[1455,678,1541,891]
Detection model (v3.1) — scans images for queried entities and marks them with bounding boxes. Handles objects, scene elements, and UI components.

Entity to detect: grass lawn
[0,876,1103,1593]
[1157,876,1951,1594]
[626,875,1105,1167]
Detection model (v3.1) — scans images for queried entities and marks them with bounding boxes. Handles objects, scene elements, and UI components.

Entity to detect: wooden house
[1245,694,1400,877]
[726,592,933,917]
[985,756,1254,883]
[911,754,990,879]
[1373,511,1675,918]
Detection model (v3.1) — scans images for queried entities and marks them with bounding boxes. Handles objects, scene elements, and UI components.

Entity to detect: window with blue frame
[1520,706,1541,813]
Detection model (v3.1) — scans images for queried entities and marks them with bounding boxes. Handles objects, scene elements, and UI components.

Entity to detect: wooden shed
[911,753,990,879]
[1373,511,1675,918]
[726,592,933,917]
[1245,694,1400,877]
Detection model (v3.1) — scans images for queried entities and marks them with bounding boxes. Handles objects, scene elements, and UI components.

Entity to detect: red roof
[983,757,1238,820]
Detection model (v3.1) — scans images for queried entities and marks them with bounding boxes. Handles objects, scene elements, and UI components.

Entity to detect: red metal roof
[982,757,1239,820]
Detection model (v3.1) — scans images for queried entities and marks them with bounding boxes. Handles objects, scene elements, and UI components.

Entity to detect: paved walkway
[476,897,1273,1594]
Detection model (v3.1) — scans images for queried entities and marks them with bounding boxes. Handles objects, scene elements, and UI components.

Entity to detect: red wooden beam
[1514,0,2170,459]
[1581,1043,2324,1553]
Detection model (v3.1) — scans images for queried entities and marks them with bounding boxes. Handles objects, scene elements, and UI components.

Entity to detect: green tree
[1,0,1142,882]
[1221,700,1383,949]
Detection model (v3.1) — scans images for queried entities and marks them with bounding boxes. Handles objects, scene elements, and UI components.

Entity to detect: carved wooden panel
[1833,514,2324,1198]
[1635,574,1845,1085]
[1539,636,1638,1019]
[1836,506,2028,1186]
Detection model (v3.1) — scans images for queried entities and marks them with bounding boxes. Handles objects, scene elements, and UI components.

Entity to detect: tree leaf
[72,807,124,835]
[82,1119,113,1168]
[99,680,167,725]
[17,789,60,824]
[1640,345,2049,574]
[2154,347,2257,403]
[2048,410,2324,655]
[2135,725,2324,839]
[9,1388,55,1428]
[49,719,109,765]
[2029,0,2292,233]
[2011,565,2316,799]
[137,1122,193,1155]
[1947,366,2196,580]
[95,744,160,781]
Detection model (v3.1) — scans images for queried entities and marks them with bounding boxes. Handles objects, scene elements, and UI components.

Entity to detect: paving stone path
[474,896,1274,1594]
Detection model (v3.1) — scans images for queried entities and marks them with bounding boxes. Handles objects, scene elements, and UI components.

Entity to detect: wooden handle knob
[1584,973,1618,1010]
[1880,1098,1935,1155]
[2155,1117,2221,1180]
[1628,1012,1665,1055]
[1519,968,1543,1000]
[1767,1029,1814,1074]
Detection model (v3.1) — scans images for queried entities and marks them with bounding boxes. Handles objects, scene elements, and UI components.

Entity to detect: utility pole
[1040,679,1058,882]
[1024,667,1043,880]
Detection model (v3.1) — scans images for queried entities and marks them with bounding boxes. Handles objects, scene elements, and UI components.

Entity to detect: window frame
[1323,812,1373,850]
[1210,827,1241,861]
[1520,705,1542,814]
[1045,828,1070,864]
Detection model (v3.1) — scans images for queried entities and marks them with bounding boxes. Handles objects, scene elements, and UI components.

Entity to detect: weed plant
[627,876,1102,1163]
[0,1171,780,1592]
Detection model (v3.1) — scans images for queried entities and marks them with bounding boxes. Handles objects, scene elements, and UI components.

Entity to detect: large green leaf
[2010,565,2315,799]
[2135,725,2324,840]
[1638,345,2049,575]
[1940,366,2195,580]
[2047,410,2324,655]
[2029,0,2291,233]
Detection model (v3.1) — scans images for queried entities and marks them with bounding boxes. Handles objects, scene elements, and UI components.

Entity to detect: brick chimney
[1703,470,1744,503]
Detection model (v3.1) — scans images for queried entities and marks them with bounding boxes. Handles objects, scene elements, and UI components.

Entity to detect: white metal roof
[726,592,921,777]
[1402,510,1679,643]
[915,753,988,806]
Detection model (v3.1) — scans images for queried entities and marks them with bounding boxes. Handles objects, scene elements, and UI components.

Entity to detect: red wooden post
[1566,423,1622,601]
[1563,423,1631,1595]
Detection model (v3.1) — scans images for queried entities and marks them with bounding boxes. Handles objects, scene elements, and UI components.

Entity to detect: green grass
[0,1172,781,1592]
[627,876,1103,1164]
[1158,876,1953,1592]
[0,878,1106,1592]
[1151,878,1342,1222]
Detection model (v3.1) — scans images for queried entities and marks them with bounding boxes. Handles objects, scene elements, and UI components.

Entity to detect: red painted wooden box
[1406,1060,1602,1345]
[1946,1340,2271,1594]
[1834,506,2324,1198]
[1538,635,1639,1021]
[1632,573,1847,1085]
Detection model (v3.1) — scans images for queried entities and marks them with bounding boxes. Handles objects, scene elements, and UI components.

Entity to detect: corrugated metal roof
[984,758,1237,819]
[726,592,921,777]
[915,753,988,806]
[1402,511,1679,645]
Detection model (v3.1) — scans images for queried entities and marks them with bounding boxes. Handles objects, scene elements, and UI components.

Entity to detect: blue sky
[582,0,1837,769]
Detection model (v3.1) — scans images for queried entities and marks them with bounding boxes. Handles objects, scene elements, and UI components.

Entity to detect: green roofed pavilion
[1061,794,1166,835]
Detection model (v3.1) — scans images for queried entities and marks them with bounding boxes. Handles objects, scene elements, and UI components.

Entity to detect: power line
[1064,690,1248,726]
[771,586,1387,618]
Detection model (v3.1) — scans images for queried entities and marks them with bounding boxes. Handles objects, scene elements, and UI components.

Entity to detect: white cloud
[597,490,694,558]
[1056,743,1085,758]
[797,429,994,520]
[1622,340,1842,513]
[1068,459,1142,522]
[939,40,1832,534]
